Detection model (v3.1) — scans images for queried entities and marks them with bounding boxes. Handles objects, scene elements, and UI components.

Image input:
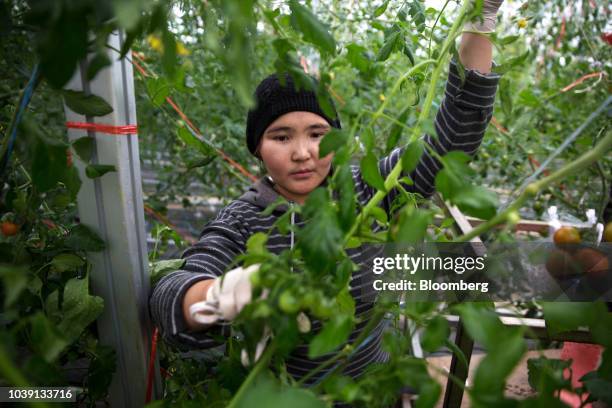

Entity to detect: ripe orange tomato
[545,249,580,279]
[553,226,581,246]
[1,222,20,237]
[574,248,609,279]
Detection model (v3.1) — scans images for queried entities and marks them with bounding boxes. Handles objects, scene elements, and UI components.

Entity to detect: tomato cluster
[546,226,609,280]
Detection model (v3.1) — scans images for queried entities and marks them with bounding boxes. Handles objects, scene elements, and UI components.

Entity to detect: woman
[150,0,503,390]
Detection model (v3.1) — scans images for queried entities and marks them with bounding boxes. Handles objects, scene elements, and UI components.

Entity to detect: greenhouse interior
[1,0,611,407]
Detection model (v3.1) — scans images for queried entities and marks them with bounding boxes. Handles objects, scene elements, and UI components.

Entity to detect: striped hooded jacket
[150,60,501,385]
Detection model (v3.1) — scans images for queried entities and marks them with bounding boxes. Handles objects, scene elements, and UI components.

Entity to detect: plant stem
[368,59,436,128]
[343,1,471,245]
[456,130,612,242]
[428,0,453,58]
[226,338,277,408]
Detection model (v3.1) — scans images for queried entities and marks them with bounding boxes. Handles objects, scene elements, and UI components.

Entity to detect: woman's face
[258,111,333,204]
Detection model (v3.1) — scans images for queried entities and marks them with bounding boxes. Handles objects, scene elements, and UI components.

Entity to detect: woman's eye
[312,133,325,139]
[273,135,289,142]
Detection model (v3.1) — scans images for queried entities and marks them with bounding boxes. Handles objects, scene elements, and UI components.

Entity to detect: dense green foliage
[0,0,610,406]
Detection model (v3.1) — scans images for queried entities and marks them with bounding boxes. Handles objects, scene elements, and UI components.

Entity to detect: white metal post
[63,31,160,407]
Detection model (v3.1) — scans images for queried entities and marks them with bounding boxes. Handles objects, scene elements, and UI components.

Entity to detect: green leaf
[457,304,503,349]
[161,29,177,78]
[86,52,111,81]
[541,302,604,336]
[336,165,356,232]
[45,290,60,322]
[51,253,85,272]
[345,43,370,73]
[387,108,410,152]
[403,39,415,66]
[408,0,426,32]
[150,259,185,285]
[237,374,326,408]
[112,0,145,30]
[145,77,170,107]
[71,136,95,163]
[459,305,526,399]
[334,259,355,291]
[247,232,268,255]
[289,0,336,55]
[396,208,432,243]
[360,128,375,152]
[65,224,106,252]
[493,51,530,74]
[518,88,540,108]
[498,77,513,118]
[36,12,87,86]
[376,31,401,62]
[186,156,216,169]
[57,276,104,344]
[316,74,337,119]
[177,125,214,156]
[400,140,424,174]
[87,345,116,400]
[319,129,349,158]
[582,371,612,404]
[308,314,353,358]
[0,265,28,308]
[421,316,450,352]
[373,0,389,17]
[434,150,473,201]
[369,206,388,225]
[31,136,81,195]
[471,328,526,398]
[85,164,116,179]
[498,34,520,46]
[62,90,113,117]
[299,189,343,272]
[360,152,386,192]
[322,375,359,403]
[29,312,68,363]
[452,185,498,220]
[527,357,571,394]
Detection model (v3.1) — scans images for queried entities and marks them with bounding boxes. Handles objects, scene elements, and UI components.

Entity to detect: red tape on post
[66,121,138,135]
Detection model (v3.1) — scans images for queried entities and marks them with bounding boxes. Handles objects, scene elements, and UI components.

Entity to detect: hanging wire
[0,64,40,177]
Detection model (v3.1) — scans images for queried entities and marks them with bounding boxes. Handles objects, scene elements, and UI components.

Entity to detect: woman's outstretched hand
[464,0,504,34]
[185,264,270,366]
[188,264,260,326]
[459,0,505,73]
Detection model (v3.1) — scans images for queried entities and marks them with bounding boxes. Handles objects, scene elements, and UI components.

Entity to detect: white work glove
[189,264,260,325]
[464,0,504,34]
[188,263,271,367]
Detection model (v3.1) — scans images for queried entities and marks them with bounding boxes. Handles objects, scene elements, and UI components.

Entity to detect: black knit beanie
[246,72,341,156]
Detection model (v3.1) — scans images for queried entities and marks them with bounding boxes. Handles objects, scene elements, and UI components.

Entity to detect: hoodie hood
[237,169,334,213]
[237,176,290,213]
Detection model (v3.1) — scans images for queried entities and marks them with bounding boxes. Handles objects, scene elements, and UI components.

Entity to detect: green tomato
[311,298,334,319]
[278,291,300,314]
[249,270,261,287]
[303,292,318,308]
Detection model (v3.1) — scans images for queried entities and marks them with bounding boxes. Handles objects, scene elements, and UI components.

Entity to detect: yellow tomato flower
[176,42,190,56]
[147,35,163,52]
[379,94,386,102]
[518,18,527,29]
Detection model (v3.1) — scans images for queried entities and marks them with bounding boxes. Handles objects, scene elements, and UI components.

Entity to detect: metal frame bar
[63,31,159,406]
